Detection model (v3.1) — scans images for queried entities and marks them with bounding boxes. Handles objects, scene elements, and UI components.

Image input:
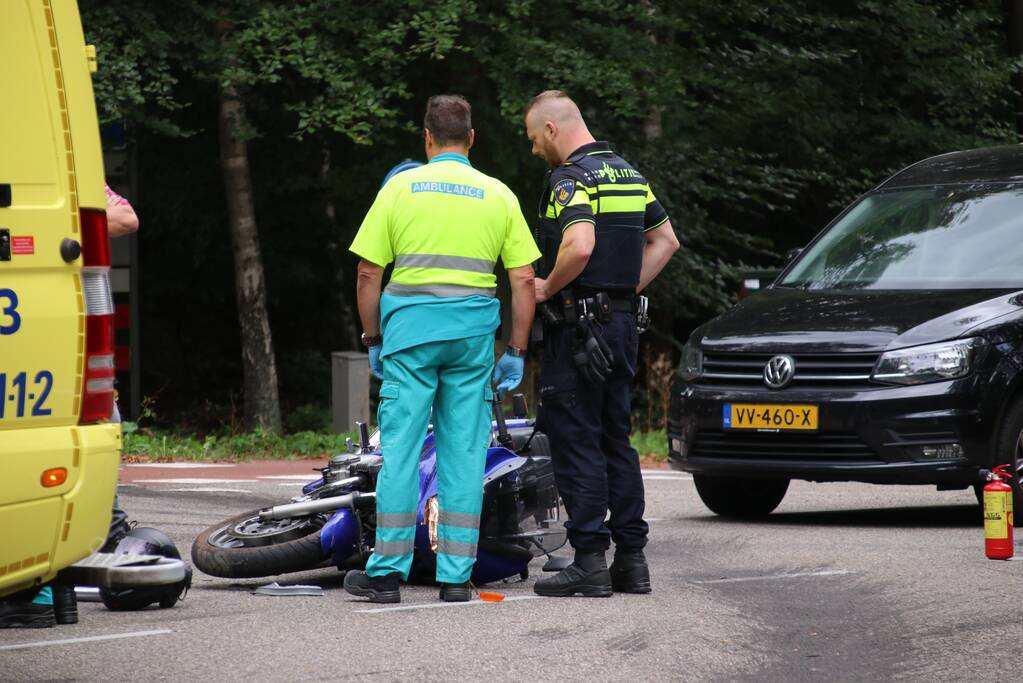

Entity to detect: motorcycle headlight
[678,342,703,382]
[872,338,984,385]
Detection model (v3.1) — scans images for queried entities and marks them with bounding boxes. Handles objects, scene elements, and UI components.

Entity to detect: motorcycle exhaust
[259,491,375,521]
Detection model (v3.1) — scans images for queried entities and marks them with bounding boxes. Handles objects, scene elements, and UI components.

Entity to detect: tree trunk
[1005,0,1023,140]
[218,83,282,433]
[641,0,663,142]
[321,145,360,349]
[644,107,663,142]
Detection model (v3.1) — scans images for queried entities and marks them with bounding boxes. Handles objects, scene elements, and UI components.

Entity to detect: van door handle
[60,238,81,263]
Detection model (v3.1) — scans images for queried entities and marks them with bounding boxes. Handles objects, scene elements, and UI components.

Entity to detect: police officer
[524,90,679,597]
[344,95,541,603]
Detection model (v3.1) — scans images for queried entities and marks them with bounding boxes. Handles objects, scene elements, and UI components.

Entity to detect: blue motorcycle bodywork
[308,419,541,584]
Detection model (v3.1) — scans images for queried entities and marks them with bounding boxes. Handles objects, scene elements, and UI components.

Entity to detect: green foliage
[122,425,665,462]
[81,0,470,143]
[123,427,357,461]
[631,430,668,461]
[285,403,332,433]
[78,1,1018,426]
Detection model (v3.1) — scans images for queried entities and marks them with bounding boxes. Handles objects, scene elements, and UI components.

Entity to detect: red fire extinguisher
[983,464,1014,560]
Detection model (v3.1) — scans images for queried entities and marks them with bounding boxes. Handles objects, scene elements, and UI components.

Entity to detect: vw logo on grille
[763,355,795,389]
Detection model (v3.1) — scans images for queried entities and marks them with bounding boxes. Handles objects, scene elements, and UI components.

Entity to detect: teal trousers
[365,334,494,584]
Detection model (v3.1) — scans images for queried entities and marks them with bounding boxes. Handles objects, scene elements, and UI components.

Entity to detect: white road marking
[131,478,258,485]
[163,488,253,494]
[692,569,853,585]
[257,475,320,480]
[280,483,307,487]
[355,595,543,613]
[0,629,173,652]
[643,475,692,481]
[124,463,236,469]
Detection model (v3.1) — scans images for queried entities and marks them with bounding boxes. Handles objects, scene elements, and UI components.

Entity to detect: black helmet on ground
[99,527,193,611]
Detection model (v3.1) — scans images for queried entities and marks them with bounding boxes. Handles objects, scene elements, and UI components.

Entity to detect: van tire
[990,397,1023,510]
[191,509,326,579]
[693,475,789,518]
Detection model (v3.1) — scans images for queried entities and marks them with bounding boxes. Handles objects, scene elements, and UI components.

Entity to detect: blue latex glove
[368,345,383,380]
[494,351,524,397]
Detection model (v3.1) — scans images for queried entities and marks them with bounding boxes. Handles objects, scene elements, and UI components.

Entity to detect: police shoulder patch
[553,178,576,206]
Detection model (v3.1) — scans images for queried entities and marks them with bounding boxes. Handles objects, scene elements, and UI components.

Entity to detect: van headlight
[679,342,703,381]
[872,338,984,385]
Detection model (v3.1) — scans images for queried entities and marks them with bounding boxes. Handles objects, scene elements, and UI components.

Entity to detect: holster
[533,291,576,342]
[572,318,614,384]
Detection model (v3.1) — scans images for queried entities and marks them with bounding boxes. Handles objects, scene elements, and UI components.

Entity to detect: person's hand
[494,351,524,397]
[368,345,383,380]
[534,278,550,303]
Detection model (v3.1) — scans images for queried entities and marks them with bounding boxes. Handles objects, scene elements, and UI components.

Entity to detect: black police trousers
[536,311,648,552]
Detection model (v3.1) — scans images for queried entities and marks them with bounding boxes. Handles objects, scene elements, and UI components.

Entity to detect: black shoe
[343,571,401,604]
[610,547,651,594]
[0,598,56,629]
[533,550,612,598]
[439,581,471,602]
[52,585,79,624]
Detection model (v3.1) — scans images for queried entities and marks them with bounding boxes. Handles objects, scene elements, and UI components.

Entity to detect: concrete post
[331,351,369,433]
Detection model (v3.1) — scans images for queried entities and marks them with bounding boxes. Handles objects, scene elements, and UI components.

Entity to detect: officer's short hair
[523,90,571,118]
[424,95,472,146]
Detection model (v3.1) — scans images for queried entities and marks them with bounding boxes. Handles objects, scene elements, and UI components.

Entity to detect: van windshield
[781,186,1023,290]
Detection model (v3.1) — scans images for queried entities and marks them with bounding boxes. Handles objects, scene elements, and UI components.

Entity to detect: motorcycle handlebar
[259,491,376,521]
[492,381,514,449]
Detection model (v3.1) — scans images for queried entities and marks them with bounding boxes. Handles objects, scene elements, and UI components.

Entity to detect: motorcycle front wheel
[191,509,327,579]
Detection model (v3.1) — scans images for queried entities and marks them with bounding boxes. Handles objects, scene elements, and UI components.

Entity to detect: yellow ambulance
[1,0,128,598]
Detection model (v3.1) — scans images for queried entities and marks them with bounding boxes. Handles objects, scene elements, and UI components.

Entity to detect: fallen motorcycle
[191,396,566,585]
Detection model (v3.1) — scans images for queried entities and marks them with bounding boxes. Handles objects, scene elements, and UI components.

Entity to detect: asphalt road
[3,463,1022,682]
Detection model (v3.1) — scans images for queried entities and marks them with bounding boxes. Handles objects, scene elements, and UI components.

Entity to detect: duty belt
[540,290,649,331]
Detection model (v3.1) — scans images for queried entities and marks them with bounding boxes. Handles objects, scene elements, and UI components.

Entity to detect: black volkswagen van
[668,145,1023,516]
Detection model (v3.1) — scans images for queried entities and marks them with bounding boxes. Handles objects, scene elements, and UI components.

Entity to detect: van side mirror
[785,247,804,264]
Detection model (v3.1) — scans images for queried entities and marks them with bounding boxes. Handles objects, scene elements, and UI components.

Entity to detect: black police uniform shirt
[535,141,669,293]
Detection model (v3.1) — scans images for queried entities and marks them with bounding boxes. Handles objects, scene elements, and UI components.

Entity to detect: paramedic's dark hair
[424,95,472,146]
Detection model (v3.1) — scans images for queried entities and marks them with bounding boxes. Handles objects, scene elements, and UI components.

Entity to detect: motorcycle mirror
[356,421,371,453]
[512,393,528,419]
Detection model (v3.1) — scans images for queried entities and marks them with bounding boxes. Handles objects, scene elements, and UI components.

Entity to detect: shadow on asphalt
[198,571,347,592]
[692,504,981,529]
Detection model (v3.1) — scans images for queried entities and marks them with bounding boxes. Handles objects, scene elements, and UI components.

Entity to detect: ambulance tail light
[79,208,115,424]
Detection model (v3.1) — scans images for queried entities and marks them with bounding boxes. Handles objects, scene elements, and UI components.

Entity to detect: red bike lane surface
[118,459,326,483]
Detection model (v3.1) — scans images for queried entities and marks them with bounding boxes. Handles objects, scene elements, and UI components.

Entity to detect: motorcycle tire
[191,508,327,579]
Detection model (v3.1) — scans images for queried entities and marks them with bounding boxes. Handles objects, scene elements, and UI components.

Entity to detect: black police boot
[609,547,651,594]
[532,550,612,598]
[343,571,401,604]
[0,591,56,629]
[52,585,79,624]
[439,581,472,602]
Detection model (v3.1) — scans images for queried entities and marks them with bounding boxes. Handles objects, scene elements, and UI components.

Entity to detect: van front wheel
[990,397,1023,510]
[693,475,789,518]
